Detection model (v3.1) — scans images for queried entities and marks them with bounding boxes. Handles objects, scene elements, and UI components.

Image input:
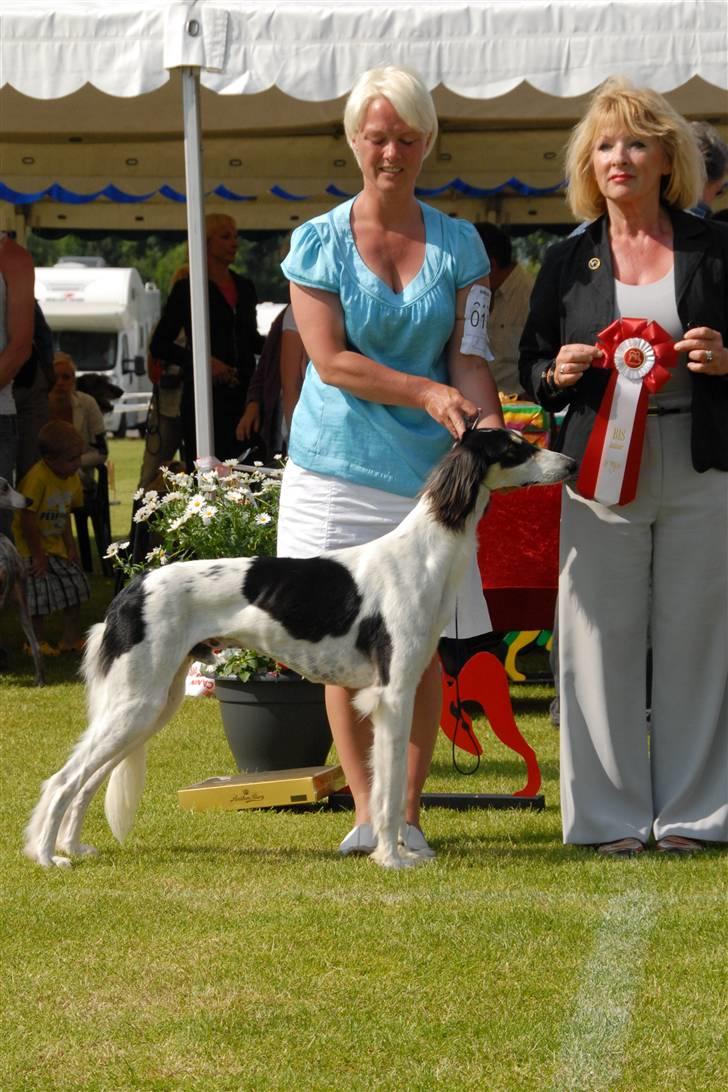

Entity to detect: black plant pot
[215,676,332,773]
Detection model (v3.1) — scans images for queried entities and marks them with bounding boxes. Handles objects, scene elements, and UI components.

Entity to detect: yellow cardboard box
[178,764,346,812]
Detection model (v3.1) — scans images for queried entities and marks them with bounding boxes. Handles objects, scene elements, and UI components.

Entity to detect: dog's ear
[76,373,123,413]
[462,427,512,460]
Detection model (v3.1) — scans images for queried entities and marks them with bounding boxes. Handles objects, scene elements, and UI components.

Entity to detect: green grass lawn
[1,440,726,1090]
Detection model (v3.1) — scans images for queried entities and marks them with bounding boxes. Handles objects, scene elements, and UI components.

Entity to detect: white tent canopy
[1,0,727,455]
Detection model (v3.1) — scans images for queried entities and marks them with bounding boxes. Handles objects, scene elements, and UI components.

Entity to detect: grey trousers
[559,412,728,845]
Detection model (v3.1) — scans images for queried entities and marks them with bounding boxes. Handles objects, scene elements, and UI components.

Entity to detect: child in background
[13,419,90,655]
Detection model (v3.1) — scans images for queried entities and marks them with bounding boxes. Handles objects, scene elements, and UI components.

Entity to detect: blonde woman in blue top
[279,66,503,858]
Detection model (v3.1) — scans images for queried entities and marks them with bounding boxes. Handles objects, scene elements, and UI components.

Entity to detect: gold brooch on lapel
[588,257,601,271]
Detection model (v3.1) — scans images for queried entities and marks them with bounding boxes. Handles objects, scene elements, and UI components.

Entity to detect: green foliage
[512,229,566,275]
[26,230,290,301]
[211,647,290,683]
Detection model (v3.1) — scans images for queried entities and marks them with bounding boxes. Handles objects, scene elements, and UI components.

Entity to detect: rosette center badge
[614,337,656,380]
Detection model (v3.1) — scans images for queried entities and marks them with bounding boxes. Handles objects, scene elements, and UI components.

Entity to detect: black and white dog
[24,429,576,870]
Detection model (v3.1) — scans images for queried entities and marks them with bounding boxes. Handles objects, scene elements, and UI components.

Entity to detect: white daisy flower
[103,540,129,559]
[169,512,193,531]
[254,512,273,526]
[133,504,154,523]
[200,505,218,526]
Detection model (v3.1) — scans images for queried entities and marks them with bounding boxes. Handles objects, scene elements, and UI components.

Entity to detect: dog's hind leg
[368,690,417,870]
[25,665,188,868]
[55,755,119,858]
[104,661,189,844]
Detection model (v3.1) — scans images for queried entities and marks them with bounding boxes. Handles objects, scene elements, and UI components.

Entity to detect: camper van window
[55,331,117,373]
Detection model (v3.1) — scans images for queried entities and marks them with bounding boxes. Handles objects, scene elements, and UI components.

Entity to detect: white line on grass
[550,890,658,1092]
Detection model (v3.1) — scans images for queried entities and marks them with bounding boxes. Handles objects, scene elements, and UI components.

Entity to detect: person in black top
[149,213,263,467]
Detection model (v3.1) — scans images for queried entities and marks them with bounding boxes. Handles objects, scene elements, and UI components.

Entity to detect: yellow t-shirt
[12,461,83,558]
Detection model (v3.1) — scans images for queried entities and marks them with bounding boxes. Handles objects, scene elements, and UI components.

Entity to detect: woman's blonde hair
[175,212,238,281]
[565,77,704,221]
[344,65,438,158]
[53,351,75,374]
[204,212,236,240]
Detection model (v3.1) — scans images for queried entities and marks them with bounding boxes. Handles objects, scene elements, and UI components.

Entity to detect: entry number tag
[460,285,494,360]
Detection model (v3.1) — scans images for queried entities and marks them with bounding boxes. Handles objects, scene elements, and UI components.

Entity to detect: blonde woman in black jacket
[150,214,263,468]
[520,78,728,858]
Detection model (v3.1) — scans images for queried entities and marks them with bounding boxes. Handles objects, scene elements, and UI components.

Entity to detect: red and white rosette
[576,318,676,506]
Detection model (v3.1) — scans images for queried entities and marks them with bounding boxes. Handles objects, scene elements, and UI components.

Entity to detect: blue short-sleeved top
[281,197,489,497]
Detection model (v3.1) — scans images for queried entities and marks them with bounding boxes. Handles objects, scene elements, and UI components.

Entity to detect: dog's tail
[84,623,149,843]
[81,623,107,715]
[104,744,148,843]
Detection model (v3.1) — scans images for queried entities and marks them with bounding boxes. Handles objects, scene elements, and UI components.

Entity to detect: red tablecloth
[477,484,561,632]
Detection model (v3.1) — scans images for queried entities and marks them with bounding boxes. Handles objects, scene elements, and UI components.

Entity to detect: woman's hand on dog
[421,381,481,439]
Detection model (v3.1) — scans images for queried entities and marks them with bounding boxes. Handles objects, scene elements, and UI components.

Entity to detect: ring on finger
[705,349,713,364]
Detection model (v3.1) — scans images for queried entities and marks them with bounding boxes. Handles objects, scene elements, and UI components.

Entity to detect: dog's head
[425,428,578,531]
[462,428,578,491]
[0,477,32,511]
[75,373,124,414]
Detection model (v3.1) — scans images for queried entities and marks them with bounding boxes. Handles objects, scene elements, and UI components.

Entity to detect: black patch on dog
[203,564,227,579]
[99,573,148,675]
[355,612,392,686]
[243,557,362,642]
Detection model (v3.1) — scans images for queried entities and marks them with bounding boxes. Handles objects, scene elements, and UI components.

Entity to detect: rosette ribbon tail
[576,318,677,506]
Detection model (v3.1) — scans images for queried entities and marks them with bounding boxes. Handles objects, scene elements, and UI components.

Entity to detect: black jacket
[150,271,264,463]
[519,209,728,473]
[150,271,263,396]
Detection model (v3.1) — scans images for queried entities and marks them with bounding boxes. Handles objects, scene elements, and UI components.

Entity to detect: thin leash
[448,602,481,776]
[448,407,485,774]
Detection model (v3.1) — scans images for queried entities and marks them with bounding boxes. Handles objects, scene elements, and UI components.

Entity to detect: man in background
[690,121,728,218]
[474,221,533,398]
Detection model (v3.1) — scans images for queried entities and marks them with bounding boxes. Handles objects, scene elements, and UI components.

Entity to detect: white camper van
[35,258,161,435]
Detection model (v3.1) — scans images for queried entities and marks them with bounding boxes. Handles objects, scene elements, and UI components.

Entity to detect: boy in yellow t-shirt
[13,420,91,655]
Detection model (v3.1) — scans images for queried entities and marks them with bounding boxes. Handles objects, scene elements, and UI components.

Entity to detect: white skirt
[277,460,491,639]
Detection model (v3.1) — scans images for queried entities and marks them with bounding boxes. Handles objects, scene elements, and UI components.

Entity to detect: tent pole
[181,66,214,461]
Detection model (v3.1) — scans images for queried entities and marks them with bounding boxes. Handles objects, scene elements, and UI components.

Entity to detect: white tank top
[615,268,691,409]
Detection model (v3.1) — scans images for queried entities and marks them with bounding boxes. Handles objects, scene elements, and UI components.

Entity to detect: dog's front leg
[368,692,417,869]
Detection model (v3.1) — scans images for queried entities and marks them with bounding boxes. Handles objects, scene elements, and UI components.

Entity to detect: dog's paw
[400,846,435,863]
[369,846,419,870]
[31,853,73,869]
[57,842,98,858]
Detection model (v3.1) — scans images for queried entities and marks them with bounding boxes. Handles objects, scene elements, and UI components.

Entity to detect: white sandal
[338,823,377,856]
[399,823,437,859]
